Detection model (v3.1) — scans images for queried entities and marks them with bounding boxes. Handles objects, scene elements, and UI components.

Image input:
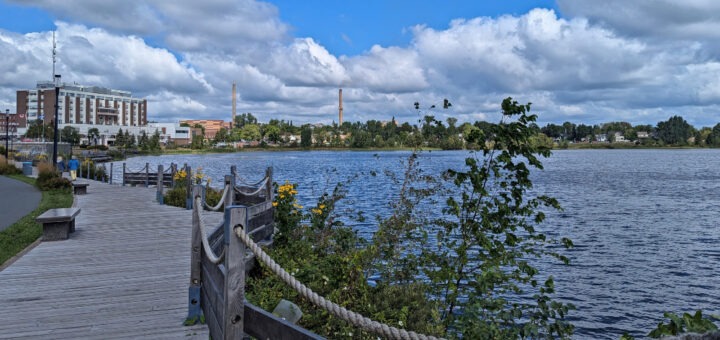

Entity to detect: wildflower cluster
[273,181,302,242]
[173,167,207,187]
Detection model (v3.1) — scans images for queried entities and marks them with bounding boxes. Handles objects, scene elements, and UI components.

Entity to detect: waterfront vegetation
[242,98,575,339]
[0,161,73,267]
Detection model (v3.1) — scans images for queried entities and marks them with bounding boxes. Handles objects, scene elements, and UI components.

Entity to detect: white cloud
[2,1,720,126]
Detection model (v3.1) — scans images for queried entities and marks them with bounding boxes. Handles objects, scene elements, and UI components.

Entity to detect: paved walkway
[0,180,221,339]
[0,175,41,232]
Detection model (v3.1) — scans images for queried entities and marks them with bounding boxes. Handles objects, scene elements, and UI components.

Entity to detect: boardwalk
[0,180,221,339]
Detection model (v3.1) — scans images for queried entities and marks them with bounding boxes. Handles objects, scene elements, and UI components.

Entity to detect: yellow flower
[272,202,278,207]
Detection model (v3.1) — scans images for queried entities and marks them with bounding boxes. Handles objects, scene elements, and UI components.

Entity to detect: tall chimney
[338,88,343,125]
[231,81,236,128]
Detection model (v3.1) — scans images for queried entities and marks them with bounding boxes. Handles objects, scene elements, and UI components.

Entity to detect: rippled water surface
[112,149,720,339]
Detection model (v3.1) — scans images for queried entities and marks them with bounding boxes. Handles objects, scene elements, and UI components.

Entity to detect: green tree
[115,128,126,147]
[264,125,281,143]
[656,116,694,145]
[60,126,80,146]
[241,124,262,141]
[300,125,313,148]
[149,130,161,151]
[374,98,575,338]
[138,131,149,150]
[706,123,720,147]
[214,127,229,144]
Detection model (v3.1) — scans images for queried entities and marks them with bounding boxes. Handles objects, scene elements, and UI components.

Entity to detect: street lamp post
[4,109,8,163]
[52,75,61,169]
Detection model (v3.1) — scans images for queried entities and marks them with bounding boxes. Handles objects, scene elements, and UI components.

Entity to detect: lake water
[110,149,720,339]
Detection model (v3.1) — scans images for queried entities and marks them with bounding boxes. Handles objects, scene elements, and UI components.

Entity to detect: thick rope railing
[194,196,225,264]
[203,185,230,211]
[234,177,269,196]
[232,168,269,187]
[234,225,444,340]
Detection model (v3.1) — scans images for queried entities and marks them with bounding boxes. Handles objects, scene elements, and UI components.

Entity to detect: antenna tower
[52,31,57,79]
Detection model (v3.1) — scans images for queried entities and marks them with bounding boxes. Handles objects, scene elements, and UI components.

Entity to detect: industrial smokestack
[232,82,237,128]
[338,88,343,125]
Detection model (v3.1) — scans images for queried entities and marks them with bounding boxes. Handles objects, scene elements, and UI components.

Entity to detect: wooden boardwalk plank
[0,180,221,339]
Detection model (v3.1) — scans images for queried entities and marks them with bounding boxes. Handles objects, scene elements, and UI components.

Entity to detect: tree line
[208,112,720,149]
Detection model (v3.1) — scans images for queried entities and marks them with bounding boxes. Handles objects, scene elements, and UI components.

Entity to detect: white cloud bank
[1,0,720,127]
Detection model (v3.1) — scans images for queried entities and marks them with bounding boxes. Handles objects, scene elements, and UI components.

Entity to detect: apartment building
[17,81,148,143]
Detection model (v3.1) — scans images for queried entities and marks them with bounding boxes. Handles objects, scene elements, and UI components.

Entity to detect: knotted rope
[234,226,444,340]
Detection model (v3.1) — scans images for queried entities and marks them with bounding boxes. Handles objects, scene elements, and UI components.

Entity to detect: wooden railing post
[225,205,247,338]
[122,163,126,186]
[186,185,204,324]
[224,175,235,209]
[109,163,113,185]
[86,161,90,180]
[186,166,193,210]
[171,163,177,187]
[157,164,164,204]
[265,167,273,202]
[145,162,150,187]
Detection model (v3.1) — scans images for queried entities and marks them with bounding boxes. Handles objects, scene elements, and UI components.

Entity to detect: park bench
[36,208,81,241]
[72,183,88,195]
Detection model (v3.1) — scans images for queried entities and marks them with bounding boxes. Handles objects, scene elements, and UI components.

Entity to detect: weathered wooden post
[145,162,150,188]
[109,163,113,185]
[122,163,126,186]
[224,175,235,209]
[224,205,247,338]
[265,167,273,202]
[186,166,193,210]
[86,161,90,180]
[186,184,203,325]
[157,164,164,204]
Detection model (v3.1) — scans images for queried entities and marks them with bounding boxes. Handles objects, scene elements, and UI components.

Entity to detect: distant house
[637,131,650,139]
[614,132,627,143]
[595,134,608,142]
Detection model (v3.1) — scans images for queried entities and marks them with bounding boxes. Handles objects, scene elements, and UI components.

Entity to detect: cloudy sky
[1,0,720,127]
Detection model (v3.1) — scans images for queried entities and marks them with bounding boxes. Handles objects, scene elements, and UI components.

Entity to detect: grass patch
[0,175,73,266]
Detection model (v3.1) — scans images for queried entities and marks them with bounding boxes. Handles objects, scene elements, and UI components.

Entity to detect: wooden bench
[72,183,89,195]
[36,208,81,241]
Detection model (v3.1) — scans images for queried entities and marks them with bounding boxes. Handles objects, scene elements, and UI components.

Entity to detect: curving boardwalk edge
[0,179,221,339]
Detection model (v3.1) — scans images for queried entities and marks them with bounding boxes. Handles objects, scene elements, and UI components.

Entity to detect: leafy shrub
[648,310,719,338]
[164,187,187,208]
[205,186,222,207]
[36,162,70,191]
[247,182,443,338]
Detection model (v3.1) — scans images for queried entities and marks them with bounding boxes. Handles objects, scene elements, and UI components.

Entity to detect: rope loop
[203,185,230,211]
[194,196,225,264]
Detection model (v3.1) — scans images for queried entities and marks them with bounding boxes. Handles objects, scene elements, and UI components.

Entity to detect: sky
[1,0,720,127]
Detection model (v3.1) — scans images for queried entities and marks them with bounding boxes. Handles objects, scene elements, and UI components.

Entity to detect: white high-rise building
[17,81,149,144]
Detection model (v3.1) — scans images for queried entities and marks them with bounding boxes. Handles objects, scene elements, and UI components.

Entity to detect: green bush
[164,187,187,208]
[648,310,719,338]
[36,162,71,191]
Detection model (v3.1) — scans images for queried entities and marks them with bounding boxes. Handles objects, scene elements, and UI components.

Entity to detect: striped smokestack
[338,88,343,125]
[232,81,236,128]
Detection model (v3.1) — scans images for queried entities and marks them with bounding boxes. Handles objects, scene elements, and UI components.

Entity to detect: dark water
[111,149,720,339]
